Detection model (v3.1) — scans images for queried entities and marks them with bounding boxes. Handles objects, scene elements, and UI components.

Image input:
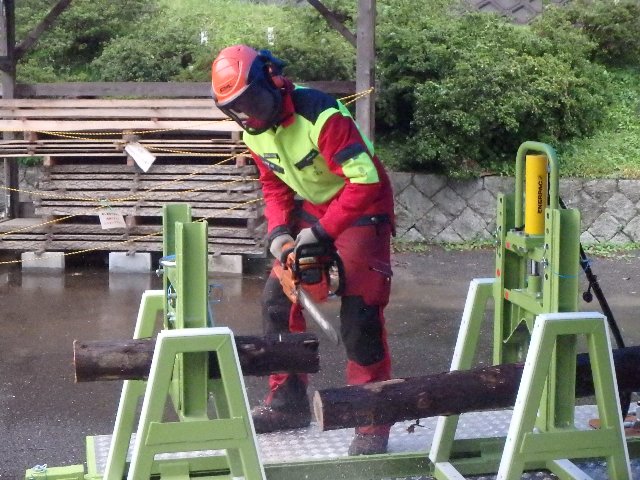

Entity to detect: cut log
[314,346,640,431]
[74,333,319,382]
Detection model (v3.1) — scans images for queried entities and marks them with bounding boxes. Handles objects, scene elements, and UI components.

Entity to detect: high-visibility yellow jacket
[244,83,394,243]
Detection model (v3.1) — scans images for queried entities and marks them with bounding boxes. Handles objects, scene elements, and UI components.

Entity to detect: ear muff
[258,49,286,89]
[269,70,285,89]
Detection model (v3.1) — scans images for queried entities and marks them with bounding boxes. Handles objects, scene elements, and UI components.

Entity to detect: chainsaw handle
[280,246,295,265]
[293,242,333,264]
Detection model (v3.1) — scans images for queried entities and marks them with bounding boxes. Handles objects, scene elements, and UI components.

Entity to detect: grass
[583,242,640,259]
[391,240,433,254]
[392,239,495,254]
[441,239,494,251]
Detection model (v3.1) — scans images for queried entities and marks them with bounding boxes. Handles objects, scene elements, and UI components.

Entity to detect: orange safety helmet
[211,45,285,135]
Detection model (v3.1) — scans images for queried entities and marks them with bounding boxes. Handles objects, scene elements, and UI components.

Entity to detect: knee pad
[340,295,385,366]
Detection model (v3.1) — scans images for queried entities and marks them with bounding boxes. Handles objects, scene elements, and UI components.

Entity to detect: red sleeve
[315,113,385,239]
[250,150,296,237]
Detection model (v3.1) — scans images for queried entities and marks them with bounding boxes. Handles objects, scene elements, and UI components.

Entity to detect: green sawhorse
[102,204,265,480]
[429,288,631,479]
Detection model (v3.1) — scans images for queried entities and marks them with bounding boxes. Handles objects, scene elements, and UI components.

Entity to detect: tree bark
[314,346,640,431]
[74,333,319,382]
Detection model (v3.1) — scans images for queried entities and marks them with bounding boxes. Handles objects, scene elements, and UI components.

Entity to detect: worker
[211,44,395,456]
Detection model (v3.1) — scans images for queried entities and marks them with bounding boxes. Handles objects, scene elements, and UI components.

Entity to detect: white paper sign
[99,211,127,230]
[125,142,156,172]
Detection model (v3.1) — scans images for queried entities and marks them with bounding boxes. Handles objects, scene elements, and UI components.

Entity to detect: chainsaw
[273,242,345,344]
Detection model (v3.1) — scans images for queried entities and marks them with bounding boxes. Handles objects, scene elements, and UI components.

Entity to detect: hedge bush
[91,12,200,82]
[556,68,640,179]
[533,0,640,69]
[15,0,156,82]
[94,0,354,83]
[375,3,609,176]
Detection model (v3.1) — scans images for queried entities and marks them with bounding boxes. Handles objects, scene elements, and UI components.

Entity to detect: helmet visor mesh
[221,77,281,134]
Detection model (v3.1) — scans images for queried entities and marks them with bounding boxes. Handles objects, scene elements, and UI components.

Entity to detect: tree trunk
[74,333,319,382]
[314,346,640,431]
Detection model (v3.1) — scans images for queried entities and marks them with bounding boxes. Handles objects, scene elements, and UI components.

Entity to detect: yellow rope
[340,87,375,105]
[33,119,235,137]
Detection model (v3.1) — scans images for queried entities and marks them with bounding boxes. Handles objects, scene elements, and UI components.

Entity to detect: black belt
[294,207,391,229]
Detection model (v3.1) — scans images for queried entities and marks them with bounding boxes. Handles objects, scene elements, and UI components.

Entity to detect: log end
[72,339,81,383]
[312,391,325,431]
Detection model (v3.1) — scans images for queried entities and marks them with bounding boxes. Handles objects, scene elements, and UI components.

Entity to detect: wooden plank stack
[0,99,266,256]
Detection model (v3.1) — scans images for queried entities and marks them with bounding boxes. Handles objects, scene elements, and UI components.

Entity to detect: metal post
[356,0,375,143]
[429,278,495,467]
[1,0,18,219]
[106,204,264,479]
[497,313,630,480]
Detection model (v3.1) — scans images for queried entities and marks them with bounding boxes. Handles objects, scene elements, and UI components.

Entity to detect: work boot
[251,402,311,433]
[252,373,310,433]
[348,432,389,456]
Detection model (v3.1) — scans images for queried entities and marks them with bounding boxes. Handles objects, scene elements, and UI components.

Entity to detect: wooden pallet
[0,98,266,256]
[0,98,234,125]
[35,163,262,216]
[0,138,247,157]
[0,217,266,255]
[23,160,266,254]
[0,98,244,157]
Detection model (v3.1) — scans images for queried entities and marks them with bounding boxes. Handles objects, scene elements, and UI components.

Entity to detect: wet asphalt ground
[1,247,639,478]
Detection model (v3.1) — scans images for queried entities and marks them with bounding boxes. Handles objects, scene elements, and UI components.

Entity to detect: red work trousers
[262,202,393,436]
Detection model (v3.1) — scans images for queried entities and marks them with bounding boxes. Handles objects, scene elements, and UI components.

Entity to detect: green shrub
[92,12,199,82]
[534,0,640,68]
[94,0,354,83]
[557,68,640,178]
[16,0,156,82]
[17,156,43,167]
[376,5,609,176]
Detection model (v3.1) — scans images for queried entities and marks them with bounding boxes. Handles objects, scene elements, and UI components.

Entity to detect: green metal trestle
[103,204,264,480]
[429,142,631,479]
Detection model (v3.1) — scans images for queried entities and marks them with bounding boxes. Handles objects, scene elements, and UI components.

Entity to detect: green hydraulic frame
[429,141,631,479]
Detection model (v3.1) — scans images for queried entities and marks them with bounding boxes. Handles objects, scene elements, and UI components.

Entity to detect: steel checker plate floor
[89,405,640,479]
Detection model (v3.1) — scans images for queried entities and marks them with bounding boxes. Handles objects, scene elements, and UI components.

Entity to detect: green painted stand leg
[103,290,164,480]
[497,312,631,480]
[429,278,495,478]
[24,465,85,480]
[127,328,265,480]
[208,376,245,476]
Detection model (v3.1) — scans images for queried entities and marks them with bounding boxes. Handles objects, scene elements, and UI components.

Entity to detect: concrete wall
[0,164,38,218]
[390,172,640,245]
[469,0,569,24]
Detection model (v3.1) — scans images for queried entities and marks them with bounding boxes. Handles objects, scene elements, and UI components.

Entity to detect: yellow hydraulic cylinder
[524,154,548,235]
